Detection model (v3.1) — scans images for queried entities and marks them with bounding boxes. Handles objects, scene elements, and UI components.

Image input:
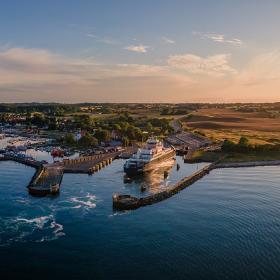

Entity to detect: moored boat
[124,138,175,176]
[51,148,64,157]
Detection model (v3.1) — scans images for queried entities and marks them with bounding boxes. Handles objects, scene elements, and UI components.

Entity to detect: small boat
[6,145,17,151]
[51,148,64,157]
[17,145,27,151]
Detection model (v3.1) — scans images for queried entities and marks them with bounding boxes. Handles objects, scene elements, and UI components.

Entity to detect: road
[170,119,182,133]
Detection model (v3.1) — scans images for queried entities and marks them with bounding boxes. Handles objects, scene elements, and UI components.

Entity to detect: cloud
[86,33,97,38]
[0,46,280,102]
[237,50,280,85]
[116,64,165,75]
[167,53,236,77]
[124,45,149,53]
[193,32,243,46]
[0,47,163,96]
[0,47,101,88]
[0,47,194,102]
[161,37,175,44]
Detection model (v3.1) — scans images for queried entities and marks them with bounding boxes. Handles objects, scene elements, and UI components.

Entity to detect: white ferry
[124,138,175,176]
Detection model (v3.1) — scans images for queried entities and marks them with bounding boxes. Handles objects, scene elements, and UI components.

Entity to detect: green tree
[78,133,98,148]
[64,133,76,146]
[146,122,153,132]
[95,129,111,143]
[113,124,121,131]
[74,115,94,130]
[31,113,45,127]
[221,139,235,152]
[238,136,250,152]
[238,136,249,146]
[47,117,58,130]
[122,136,130,147]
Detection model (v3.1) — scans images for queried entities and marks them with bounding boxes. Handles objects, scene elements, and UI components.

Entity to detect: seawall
[3,155,42,168]
[113,160,280,211]
[113,163,215,210]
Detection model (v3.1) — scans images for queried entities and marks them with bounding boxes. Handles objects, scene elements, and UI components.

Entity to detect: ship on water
[124,138,175,176]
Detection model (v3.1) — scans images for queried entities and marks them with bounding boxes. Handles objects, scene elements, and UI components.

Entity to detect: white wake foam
[69,193,97,209]
[0,214,65,246]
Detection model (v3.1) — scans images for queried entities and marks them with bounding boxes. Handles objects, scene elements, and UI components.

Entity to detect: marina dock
[0,154,62,196]
[28,165,64,196]
[63,152,119,174]
[1,149,130,196]
[3,154,42,168]
[3,148,280,200]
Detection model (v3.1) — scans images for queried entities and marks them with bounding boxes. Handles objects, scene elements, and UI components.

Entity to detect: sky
[1,0,280,103]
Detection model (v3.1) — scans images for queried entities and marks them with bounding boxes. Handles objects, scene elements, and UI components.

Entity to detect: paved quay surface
[62,151,120,173]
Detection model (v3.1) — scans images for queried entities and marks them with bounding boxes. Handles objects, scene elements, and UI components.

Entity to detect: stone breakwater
[113,163,216,210]
[113,160,280,211]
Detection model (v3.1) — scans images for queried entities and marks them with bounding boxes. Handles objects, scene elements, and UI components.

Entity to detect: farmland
[183,108,280,145]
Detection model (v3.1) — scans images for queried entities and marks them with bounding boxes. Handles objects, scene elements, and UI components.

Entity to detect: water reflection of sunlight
[123,158,176,195]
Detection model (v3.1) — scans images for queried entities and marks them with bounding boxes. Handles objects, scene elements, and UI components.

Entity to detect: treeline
[62,112,174,148]
[0,104,80,114]
[160,108,191,115]
[222,137,280,153]
[64,133,98,148]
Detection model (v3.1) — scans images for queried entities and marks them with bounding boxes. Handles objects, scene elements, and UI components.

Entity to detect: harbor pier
[113,159,280,210]
[3,154,42,168]
[1,150,124,196]
[63,151,119,174]
[3,149,280,200]
[28,165,64,196]
[113,163,215,210]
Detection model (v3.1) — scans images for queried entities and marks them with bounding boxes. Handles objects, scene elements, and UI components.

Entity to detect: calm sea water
[0,151,280,279]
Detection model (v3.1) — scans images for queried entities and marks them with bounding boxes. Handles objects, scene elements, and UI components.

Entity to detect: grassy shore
[191,150,280,163]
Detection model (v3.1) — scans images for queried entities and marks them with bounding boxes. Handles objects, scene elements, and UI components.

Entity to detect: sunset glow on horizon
[1,0,280,103]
